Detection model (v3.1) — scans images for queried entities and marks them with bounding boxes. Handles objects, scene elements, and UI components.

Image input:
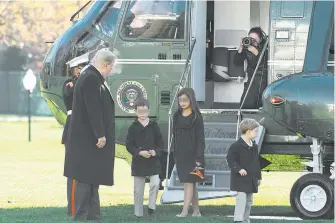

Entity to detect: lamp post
[23,69,37,142]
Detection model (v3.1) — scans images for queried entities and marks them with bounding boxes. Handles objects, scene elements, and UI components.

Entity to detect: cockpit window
[94,0,122,37]
[75,33,103,55]
[57,32,108,77]
[121,0,187,40]
[329,25,334,55]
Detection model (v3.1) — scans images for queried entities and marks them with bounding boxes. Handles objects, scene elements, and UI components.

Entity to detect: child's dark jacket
[126,119,164,176]
[226,137,262,193]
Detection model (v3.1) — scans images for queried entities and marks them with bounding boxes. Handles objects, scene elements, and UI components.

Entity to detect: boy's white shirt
[103,80,114,101]
[241,136,253,147]
[138,118,149,127]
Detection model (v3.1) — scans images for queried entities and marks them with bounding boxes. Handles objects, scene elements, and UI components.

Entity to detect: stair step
[204,122,237,139]
[161,189,237,204]
[168,158,230,190]
[205,138,235,157]
[205,157,230,171]
[201,109,259,114]
[201,109,260,123]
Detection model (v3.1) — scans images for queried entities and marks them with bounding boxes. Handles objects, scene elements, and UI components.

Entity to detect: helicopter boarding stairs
[160,39,267,204]
[160,111,266,204]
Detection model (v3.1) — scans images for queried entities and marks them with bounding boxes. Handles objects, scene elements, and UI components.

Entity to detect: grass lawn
[0,120,333,223]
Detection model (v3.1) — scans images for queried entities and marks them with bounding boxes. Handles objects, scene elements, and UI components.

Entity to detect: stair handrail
[236,37,269,140]
[165,37,197,185]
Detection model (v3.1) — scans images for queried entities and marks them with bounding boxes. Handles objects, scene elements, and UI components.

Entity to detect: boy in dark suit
[126,99,164,217]
[226,119,262,223]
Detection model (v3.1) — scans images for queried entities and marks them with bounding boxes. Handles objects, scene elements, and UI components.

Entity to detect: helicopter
[40,0,334,220]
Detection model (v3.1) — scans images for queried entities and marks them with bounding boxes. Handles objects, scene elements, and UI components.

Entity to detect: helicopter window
[75,33,103,54]
[94,0,122,37]
[55,32,108,77]
[121,0,187,40]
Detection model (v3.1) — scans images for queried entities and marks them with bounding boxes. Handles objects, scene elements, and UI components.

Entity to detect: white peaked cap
[66,52,89,68]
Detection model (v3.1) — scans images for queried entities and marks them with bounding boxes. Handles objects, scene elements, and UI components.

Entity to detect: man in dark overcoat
[62,56,88,217]
[64,49,117,221]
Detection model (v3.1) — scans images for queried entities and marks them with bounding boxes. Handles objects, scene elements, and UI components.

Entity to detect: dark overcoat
[234,47,268,109]
[126,119,164,176]
[64,65,115,186]
[172,112,205,183]
[226,138,262,193]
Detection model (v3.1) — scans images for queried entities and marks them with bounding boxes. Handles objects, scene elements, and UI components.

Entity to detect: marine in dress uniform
[62,55,88,217]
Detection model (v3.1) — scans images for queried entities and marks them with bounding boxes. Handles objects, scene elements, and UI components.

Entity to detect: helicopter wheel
[290,173,334,219]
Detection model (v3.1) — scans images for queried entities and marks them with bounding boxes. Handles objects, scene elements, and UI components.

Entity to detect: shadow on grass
[1,205,334,223]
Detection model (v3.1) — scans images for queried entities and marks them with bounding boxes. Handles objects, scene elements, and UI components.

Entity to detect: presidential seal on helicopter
[116,80,148,113]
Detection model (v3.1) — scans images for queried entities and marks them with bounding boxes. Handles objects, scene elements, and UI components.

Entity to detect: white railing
[236,37,270,140]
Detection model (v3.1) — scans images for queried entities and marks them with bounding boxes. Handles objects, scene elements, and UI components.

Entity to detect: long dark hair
[248,27,267,47]
[174,87,201,122]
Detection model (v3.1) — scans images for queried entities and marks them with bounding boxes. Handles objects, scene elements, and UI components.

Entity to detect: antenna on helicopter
[70,0,92,22]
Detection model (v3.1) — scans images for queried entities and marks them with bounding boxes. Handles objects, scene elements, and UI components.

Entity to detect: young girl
[172,88,205,217]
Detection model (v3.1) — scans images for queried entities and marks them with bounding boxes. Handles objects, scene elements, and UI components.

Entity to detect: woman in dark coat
[172,88,205,217]
[234,27,268,109]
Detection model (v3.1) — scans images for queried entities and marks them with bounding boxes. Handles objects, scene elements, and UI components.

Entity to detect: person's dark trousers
[240,73,267,109]
[158,151,175,189]
[73,181,101,221]
[67,178,76,216]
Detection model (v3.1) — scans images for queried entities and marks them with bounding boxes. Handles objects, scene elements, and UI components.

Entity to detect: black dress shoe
[148,208,154,215]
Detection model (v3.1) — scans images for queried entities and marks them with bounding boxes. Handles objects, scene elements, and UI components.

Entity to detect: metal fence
[0,71,52,116]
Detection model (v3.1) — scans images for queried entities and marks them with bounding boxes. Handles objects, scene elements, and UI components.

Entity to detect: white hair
[91,49,117,68]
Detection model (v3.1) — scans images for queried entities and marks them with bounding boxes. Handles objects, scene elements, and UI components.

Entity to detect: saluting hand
[96,136,106,149]
[66,82,74,88]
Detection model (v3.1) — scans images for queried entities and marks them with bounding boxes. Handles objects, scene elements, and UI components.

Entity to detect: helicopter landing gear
[290,138,334,219]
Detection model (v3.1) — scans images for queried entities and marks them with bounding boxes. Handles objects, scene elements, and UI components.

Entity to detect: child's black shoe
[148,208,154,215]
